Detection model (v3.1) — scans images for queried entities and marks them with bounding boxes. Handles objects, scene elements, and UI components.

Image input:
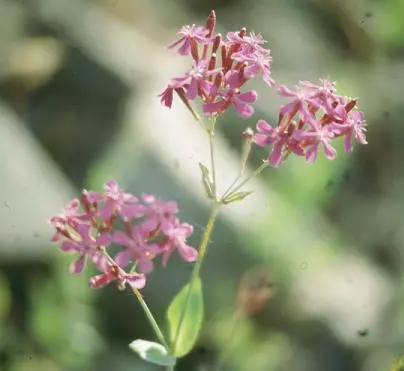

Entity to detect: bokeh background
[1,0,404,370]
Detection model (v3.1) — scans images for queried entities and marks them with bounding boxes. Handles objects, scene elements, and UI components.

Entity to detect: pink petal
[112,231,132,247]
[85,191,104,204]
[178,243,198,262]
[95,233,111,247]
[203,101,224,115]
[237,90,258,104]
[185,79,198,100]
[323,142,337,160]
[269,143,283,167]
[256,119,274,135]
[61,240,76,252]
[253,133,271,147]
[100,199,115,221]
[233,101,254,118]
[305,145,318,163]
[114,250,132,268]
[89,273,112,289]
[277,85,296,98]
[125,273,146,289]
[70,254,86,274]
[138,257,154,274]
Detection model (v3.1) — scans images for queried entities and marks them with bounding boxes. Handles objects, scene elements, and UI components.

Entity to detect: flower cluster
[253,79,367,167]
[159,10,274,118]
[161,11,368,165]
[49,181,197,290]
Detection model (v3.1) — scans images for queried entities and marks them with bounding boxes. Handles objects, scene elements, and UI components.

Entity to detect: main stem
[172,203,220,354]
[208,117,217,196]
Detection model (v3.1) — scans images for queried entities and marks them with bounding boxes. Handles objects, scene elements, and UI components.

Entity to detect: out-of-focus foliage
[1,0,404,370]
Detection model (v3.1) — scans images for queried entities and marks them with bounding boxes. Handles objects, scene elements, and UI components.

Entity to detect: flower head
[253,79,367,166]
[49,181,196,291]
[160,11,274,118]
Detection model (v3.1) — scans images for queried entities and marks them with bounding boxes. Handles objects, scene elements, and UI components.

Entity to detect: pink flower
[254,78,367,166]
[340,111,368,152]
[48,199,89,241]
[296,120,337,162]
[89,262,146,290]
[173,59,220,100]
[161,12,275,118]
[253,119,303,167]
[168,24,210,56]
[203,70,258,118]
[60,223,111,274]
[139,194,179,233]
[112,226,160,274]
[160,219,198,266]
[85,180,141,222]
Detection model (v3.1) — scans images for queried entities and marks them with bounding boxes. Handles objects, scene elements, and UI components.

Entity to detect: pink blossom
[139,194,179,233]
[296,120,337,162]
[254,79,367,166]
[173,59,220,100]
[85,180,141,222]
[340,111,368,152]
[89,262,146,290]
[203,76,258,119]
[60,223,111,274]
[161,13,275,118]
[160,219,198,266]
[168,24,210,56]
[48,199,89,241]
[112,226,160,274]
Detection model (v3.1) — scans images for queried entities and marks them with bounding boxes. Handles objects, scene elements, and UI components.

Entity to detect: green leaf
[129,339,176,367]
[167,277,204,358]
[198,163,214,199]
[222,191,253,205]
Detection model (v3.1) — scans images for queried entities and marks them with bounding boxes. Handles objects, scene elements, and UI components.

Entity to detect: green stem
[101,249,170,351]
[172,203,220,354]
[130,286,170,351]
[208,117,217,196]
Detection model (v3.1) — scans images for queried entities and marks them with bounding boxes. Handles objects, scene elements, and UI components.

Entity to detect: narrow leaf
[198,163,214,199]
[129,339,176,367]
[222,190,254,205]
[167,277,204,358]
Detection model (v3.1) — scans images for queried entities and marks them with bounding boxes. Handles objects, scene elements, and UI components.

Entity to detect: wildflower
[112,225,160,274]
[85,180,141,222]
[254,79,367,166]
[160,11,274,118]
[59,223,111,274]
[168,24,210,56]
[159,219,198,266]
[89,262,146,290]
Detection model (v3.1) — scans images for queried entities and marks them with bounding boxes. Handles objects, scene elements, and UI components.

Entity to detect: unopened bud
[206,10,216,36]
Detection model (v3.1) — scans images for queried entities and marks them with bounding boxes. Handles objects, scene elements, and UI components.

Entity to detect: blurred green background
[1,0,404,370]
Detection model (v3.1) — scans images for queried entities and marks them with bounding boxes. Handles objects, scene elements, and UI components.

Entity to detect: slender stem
[223,161,268,201]
[100,249,170,351]
[172,203,220,354]
[208,117,217,196]
[129,286,170,351]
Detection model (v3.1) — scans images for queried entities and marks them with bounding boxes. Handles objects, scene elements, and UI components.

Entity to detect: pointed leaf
[222,191,254,205]
[129,339,176,367]
[167,277,204,357]
[198,163,214,199]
